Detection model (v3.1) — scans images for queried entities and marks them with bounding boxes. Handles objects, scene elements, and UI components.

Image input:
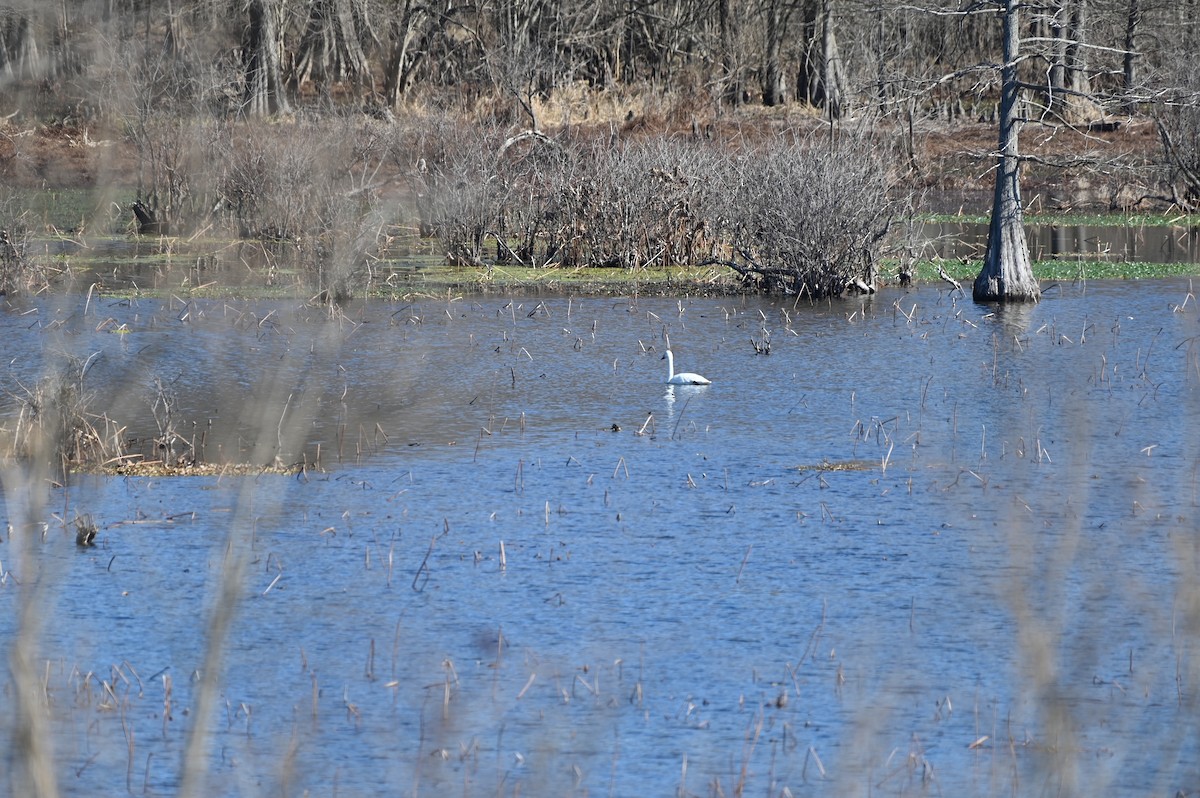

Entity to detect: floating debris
[792,460,877,473]
[74,515,97,547]
[79,459,309,477]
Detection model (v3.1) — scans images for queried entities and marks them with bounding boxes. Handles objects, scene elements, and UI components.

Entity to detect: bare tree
[0,5,38,79]
[1154,60,1200,209]
[382,0,434,107]
[290,0,372,99]
[974,0,1040,303]
[717,0,744,104]
[761,0,794,105]
[242,0,291,115]
[484,0,557,130]
[1121,0,1141,111]
[797,0,847,118]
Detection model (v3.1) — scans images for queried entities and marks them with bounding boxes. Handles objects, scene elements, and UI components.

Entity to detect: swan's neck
[665,351,674,380]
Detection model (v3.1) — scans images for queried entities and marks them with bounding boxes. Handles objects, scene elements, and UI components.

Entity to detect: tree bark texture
[1066,0,1088,96]
[242,0,292,116]
[384,0,426,107]
[818,0,845,118]
[761,1,788,106]
[1045,0,1090,120]
[292,0,371,95]
[718,0,741,105]
[1122,0,1141,111]
[796,0,846,118]
[0,6,38,78]
[974,0,1040,303]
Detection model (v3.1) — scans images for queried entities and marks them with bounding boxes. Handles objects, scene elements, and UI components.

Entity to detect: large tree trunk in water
[242,0,292,116]
[974,0,1040,303]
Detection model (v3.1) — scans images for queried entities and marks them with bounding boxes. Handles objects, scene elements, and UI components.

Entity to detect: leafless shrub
[398,121,894,288]
[108,26,242,235]
[124,112,217,235]
[116,105,903,295]
[306,187,389,304]
[210,118,387,300]
[150,376,191,465]
[0,194,50,295]
[217,126,323,241]
[299,119,403,301]
[2,358,125,475]
[410,120,513,267]
[500,138,571,266]
[0,201,31,295]
[1155,63,1200,210]
[541,138,725,270]
[715,136,898,297]
[392,119,729,272]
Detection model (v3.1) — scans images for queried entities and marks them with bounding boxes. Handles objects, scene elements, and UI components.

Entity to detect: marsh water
[2,280,1200,796]
[922,220,1200,264]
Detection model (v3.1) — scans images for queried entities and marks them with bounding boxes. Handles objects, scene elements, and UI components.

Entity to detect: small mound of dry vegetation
[792,459,878,472]
[99,459,306,477]
[0,360,125,477]
[1,361,311,480]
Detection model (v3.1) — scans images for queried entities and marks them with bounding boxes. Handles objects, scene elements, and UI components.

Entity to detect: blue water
[2,281,1200,796]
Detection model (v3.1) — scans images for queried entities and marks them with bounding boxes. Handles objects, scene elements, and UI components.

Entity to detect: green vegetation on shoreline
[7,189,1200,302]
[24,242,1200,302]
[915,258,1200,283]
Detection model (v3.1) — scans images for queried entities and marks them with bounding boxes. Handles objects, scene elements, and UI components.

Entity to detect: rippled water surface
[3,281,1200,796]
[922,220,1200,264]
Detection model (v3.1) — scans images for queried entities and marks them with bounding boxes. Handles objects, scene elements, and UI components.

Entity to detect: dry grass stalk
[3,360,127,476]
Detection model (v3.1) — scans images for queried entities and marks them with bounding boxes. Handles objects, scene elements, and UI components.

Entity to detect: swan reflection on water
[663,382,707,422]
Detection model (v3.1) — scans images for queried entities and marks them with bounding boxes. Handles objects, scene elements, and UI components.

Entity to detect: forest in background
[0,0,1198,298]
[0,0,1191,126]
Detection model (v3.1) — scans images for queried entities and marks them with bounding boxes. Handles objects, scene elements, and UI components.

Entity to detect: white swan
[663,350,711,385]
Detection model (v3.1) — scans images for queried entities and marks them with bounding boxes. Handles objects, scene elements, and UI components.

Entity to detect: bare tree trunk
[384,0,424,107]
[0,6,39,79]
[1065,0,1088,97]
[1123,0,1141,113]
[383,0,462,109]
[762,1,788,106]
[796,0,845,117]
[1047,1,1068,115]
[818,0,844,118]
[718,0,741,105]
[242,0,292,116]
[292,0,371,98]
[974,0,1040,303]
[1047,0,1090,119]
